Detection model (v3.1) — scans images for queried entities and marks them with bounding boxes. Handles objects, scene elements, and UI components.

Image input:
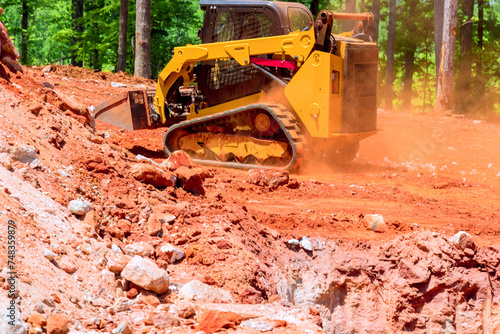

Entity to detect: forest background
[1,0,499,117]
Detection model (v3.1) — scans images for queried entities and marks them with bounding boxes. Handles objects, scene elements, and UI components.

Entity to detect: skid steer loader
[93,0,379,169]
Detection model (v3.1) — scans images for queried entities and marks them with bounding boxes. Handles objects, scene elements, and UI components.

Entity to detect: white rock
[452,231,476,251]
[241,319,276,332]
[6,145,38,164]
[364,214,387,232]
[43,249,57,261]
[106,251,131,274]
[124,242,153,257]
[157,243,185,264]
[287,239,300,248]
[58,169,70,177]
[112,321,132,334]
[113,298,129,312]
[300,237,313,251]
[68,199,93,215]
[111,244,123,253]
[178,280,233,303]
[121,256,169,294]
[158,214,176,224]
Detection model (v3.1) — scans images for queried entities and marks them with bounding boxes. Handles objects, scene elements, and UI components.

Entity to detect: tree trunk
[402,0,417,112]
[476,0,485,98]
[20,0,28,65]
[344,0,356,31]
[434,0,444,82]
[384,0,396,111]
[117,0,128,72]
[434,0,458,114]
[310,0,320,16]
[456,0,474,113]
[71,0,84,67]
[134,0,151,78]
[372,0,381,42]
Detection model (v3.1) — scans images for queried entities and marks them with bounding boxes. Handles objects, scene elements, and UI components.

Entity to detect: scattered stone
[55,92,88,116]
[196,310,250,333]
[113,297,129,312]
[153,313,182,329]
[123,241,154,257]
[286,239,300,249]
[90,136,104,144]
[27,312,47,327]
[43,249,57,261]
[47,314,70,334]
[300,237,313,251]
[67,198,93,216]
[175,300,196,319]
[287,178,299,189]
[58,256,78,274]
[434,182,449,189]
[106,251,131,274]
[91,297,109,308]
[28,102,43,116]
[175,166,205,196]
[178,280,233,303]
[112,321,132,334]
[158,213,176,224]
[42,297,56,308]
[452,231,476,252]
[156,243,185,264]
[41,81,55,89]
[121,255,170,294]
[42,65,52,73]
[162,150,195,171]
[144,295,161,307]
[130,163,177,188]
[2,144,38,164]
[240,319,277,332]
[216,240,232,250]
[364,214,387,233]
[249,169,289,190]
[0,152,13,169]
[126,288,138,299]
[146,214,162,236]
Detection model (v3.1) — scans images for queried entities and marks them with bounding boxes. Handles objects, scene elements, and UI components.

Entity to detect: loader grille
[206,59,258,90]
[212,12,273,42]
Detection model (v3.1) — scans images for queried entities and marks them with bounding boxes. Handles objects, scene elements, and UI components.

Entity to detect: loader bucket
[91,90,156,131]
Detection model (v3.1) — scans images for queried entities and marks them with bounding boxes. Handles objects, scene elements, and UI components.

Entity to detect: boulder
[121,256,169,294]
[364,214,387,233]
[178,280,233,303]
[105,251,131,274]
[123,241,154,257]
[46,314,70,334]
[156,243,185,264]
[0,152,13,169]
[146,214,162,236]
[1,145,38,164]
[152,313,182,329]
[452,231,476,252]
[58,256,77,274]
[43,249,57,261]
[112,321,132,334]
[27,312,47,327]
[248,169,289,190]
[175,166,205,196]
[67,199,93,216]
[175,300,196,319]
[161,150,195,171]
[300,237,313,251]
[130,163,176,188]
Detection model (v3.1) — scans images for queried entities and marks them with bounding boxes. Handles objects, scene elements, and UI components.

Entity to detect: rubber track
[163,103,305,170]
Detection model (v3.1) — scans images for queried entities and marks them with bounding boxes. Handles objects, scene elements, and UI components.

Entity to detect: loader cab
[198,0,314,43]
[196,0,313,107]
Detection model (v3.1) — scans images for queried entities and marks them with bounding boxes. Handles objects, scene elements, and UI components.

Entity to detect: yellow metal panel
[153,29,316,124]
[285,51,345,138]
[224,44,251,66]
[187,93,264,120]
